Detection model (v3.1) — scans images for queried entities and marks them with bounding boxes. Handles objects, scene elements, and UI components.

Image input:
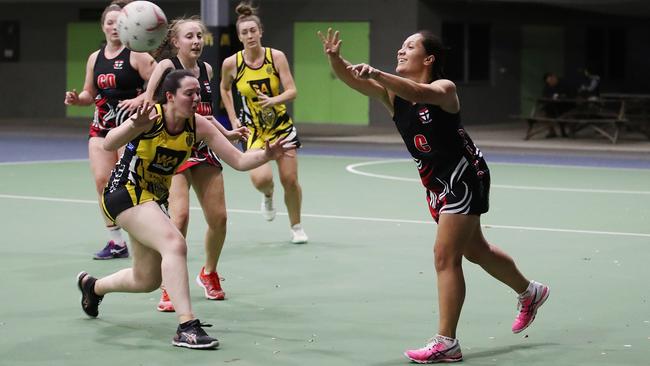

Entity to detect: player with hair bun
[220,1,308,244]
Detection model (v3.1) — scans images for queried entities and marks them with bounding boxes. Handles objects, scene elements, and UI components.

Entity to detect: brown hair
[151,16,207,62]
[155,69,196,104]
[235,2,263,33]
[101,0,131,25]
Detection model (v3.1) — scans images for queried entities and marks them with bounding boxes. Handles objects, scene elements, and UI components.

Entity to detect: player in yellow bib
[221,2,308,244]
[76,69,295,350]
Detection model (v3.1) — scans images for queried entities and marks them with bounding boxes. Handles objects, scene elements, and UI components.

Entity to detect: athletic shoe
[404,335,463,363]
[93,240,129,260]
[290,224,308,244]
[261,194,276,221]
[172,319,219,349]
[157,288,175,312]
[512,280,550,333]
[76,271,103,318]
[196,267,225,300]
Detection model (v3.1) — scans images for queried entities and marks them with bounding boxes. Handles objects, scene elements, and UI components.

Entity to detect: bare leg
[276,151,302,227]
[88,137,120,228]
[190,165,227,272]
[249,161,274,197]
[463,219,529,294]
[168,171,192,237]
[434,214,478,339]
[96,202,194,323]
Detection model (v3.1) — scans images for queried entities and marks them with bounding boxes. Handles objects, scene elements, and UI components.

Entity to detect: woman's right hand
[131,102,159,128]
[64,89,79,105]
[317,28,341,57]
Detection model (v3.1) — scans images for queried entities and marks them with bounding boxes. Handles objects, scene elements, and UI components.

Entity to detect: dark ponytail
[418,30,447,82]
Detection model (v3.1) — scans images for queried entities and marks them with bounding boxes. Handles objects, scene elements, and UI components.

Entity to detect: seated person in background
[541,72,570,137]
[576,68,601,100]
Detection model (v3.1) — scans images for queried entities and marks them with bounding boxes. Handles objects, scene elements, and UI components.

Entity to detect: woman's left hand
[256,91,276,109]
[347,63,379,80]
[264,138,296,160]
[229,126,250,142]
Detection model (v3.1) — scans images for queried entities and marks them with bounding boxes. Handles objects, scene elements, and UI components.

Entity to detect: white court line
[1,193,648,238]
[346,159,650,195]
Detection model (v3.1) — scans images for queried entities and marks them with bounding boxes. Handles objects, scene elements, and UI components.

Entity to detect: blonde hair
[235,2,263,33]
[151,16,207,61]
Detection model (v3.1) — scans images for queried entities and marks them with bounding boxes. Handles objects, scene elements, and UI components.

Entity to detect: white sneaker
[261,194,276,221]
[290,224,308,244]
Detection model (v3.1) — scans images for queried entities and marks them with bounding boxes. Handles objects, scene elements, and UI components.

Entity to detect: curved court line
[1,193,648,238]
[346,159,650,195]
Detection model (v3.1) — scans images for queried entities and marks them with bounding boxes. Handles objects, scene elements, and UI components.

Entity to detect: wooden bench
[513,97,628,144]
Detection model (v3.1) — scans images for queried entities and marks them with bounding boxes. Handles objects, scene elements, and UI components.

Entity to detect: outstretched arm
[195,115,293,171]
[318,29,390,103]
[103,103,159,151]
[348,63,459,112]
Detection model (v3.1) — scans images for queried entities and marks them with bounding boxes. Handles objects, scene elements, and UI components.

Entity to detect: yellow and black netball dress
[234,47,300,150]
[102,104,196,222]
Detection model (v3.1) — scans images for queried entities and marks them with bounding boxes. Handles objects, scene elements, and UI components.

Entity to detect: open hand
[347,63,379,79]
[131,102,159,128]
[117,98,141,115]
[264,138,296,160]
[317,28,341,57]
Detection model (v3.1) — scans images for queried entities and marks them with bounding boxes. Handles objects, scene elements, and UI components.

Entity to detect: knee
[433,244,463,272]
[280,174,299,191]
[251,175,273,190]
[133,270,162,292]
[163,233,188,258]
[207,210,227,231]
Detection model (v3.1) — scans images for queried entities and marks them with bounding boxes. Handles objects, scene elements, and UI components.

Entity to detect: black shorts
[419,157,490,223]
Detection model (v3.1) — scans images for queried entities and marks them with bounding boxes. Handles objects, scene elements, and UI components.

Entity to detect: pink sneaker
[512,281,549,333]
[404,335,462,364]
[156,288,175,312]
[196,267,225,300]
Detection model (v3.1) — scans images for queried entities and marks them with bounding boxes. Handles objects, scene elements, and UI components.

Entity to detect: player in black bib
[64,0,156,260]
[147,17,250,312]
[320,28,549,363]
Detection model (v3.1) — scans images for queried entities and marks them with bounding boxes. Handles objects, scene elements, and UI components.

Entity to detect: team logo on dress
[185,133,195,147]
[148,147,187,175]
[203,81,212,94]
[248,78,272,97]
[113,60,124,70]
[418,107,432,124]
[266,65,274,75]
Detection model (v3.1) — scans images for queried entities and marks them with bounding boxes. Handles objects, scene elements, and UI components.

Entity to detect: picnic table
[514,94,650,144]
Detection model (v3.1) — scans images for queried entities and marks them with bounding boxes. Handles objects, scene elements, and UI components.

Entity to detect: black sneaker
[76,271,103,318]
[172,319,219,349]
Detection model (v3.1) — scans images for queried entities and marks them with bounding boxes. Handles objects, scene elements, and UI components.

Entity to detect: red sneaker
[195,267,225,300]
[156,288,175,312]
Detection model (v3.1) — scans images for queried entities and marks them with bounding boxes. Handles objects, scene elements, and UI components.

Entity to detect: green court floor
[1,155,649,365]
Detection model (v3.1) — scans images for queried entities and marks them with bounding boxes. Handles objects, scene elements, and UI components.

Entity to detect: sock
[518,281,535,298]
[436,334,456,344]
[292,223,302,231]
[107,226,125,246]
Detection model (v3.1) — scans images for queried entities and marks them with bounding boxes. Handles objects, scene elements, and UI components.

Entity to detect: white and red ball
[117,1,168,52]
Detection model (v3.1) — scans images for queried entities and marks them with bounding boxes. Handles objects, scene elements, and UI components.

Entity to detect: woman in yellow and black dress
[220,2,308,244]
[76,69,294,350]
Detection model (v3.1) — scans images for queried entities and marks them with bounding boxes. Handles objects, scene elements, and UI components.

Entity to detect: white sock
[292,223,303,231]
[108,226,125,246]
[518,281,535,298]
[436,334,456,344]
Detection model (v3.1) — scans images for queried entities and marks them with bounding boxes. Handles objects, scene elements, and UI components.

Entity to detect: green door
[66,23,104,118]
[520,26,564,115]
[293,22,369,125]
